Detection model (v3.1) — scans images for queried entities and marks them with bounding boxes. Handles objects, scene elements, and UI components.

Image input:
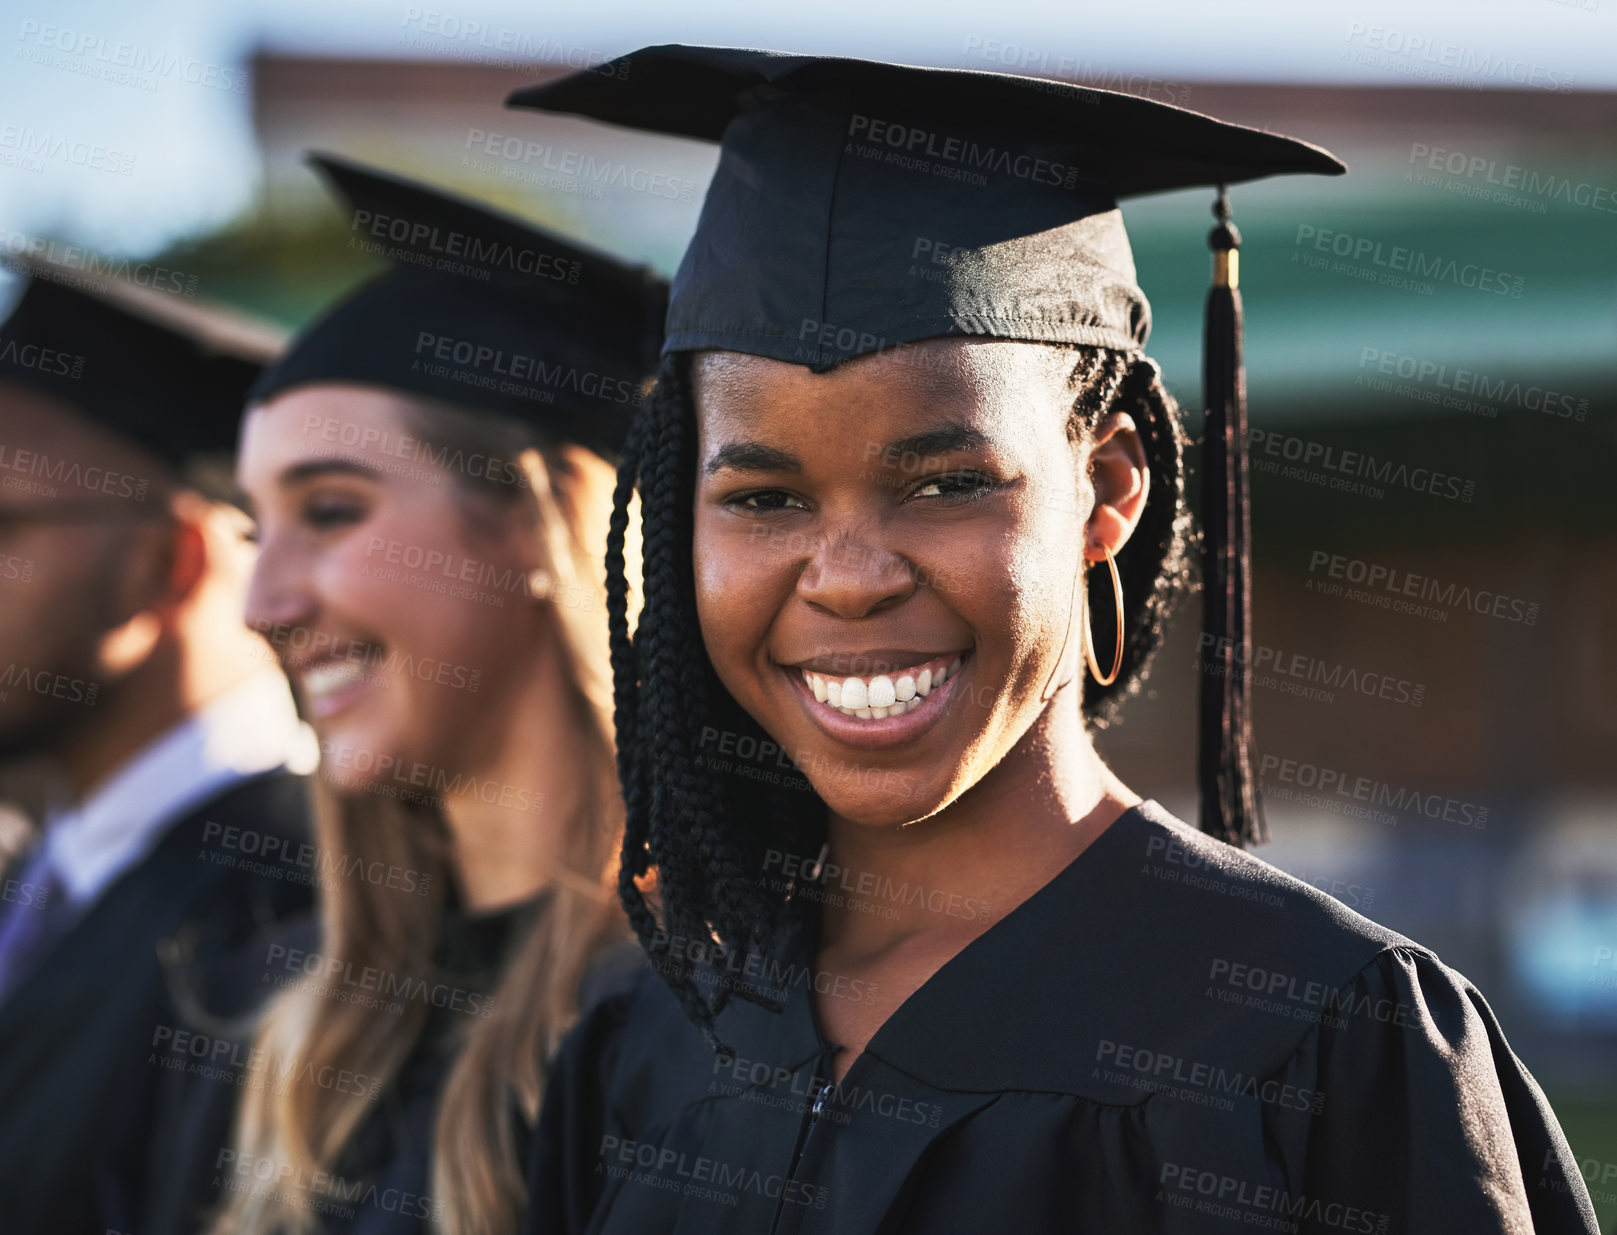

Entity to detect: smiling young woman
[514,46,1596,1235]
[138,154,668,1235]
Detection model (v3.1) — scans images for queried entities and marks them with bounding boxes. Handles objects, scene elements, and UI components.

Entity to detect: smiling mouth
[798,652,965,722]
[291,652,378,717]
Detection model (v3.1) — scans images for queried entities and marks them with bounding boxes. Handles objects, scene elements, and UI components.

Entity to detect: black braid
[1062,350,1194,724]
[605,356,803,1050]
[606,346,1191,1044]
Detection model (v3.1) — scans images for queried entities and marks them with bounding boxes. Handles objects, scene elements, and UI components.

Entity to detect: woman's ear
[1085,411,1149,562]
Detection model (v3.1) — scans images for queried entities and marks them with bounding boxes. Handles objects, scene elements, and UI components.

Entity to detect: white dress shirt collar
[40,671,317,907]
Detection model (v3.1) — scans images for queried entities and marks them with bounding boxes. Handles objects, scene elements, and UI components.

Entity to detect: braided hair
[605,345,1192,1046]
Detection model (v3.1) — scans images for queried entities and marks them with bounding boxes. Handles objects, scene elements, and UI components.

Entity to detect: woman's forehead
[692,339,1074,430]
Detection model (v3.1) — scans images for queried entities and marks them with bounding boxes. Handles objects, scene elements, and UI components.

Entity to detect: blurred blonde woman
[146,155,665,1235]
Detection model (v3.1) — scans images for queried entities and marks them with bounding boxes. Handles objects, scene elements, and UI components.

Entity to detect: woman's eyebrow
[704,442,803,476]
[881,421,989,460]
[278,458,384,487]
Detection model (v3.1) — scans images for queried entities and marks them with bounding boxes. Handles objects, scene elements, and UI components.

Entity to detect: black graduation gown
[0,768,313,1235]
[525,800,1598,1235]
[319,899,529,1235]
[141,895,540,1235]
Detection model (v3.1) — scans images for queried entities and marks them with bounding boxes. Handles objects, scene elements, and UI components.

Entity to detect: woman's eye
[727,490,807,512]
[301,498,368,531]
[909,471,999,502]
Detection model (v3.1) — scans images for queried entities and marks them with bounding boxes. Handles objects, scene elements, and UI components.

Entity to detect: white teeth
[801,655,966,722]
[302,660,366,699]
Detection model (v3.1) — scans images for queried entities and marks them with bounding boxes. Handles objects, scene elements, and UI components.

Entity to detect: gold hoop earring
[1084,546,1124,687]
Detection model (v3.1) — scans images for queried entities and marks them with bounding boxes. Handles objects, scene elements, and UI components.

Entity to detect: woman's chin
[812,781,950,831]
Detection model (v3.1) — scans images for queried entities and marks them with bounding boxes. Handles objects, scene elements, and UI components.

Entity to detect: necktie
[0,854,74,1005]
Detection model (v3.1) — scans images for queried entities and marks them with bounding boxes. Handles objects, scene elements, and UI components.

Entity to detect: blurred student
[151,154,665,1235]
[0,260,315,1234]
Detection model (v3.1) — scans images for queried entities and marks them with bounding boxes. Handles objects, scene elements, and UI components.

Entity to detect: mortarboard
[0,255,283,473]
[250,154,669,460]
[510,46,1350,849]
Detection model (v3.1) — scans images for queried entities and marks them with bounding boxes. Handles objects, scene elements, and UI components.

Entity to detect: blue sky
[2,0,1612,255]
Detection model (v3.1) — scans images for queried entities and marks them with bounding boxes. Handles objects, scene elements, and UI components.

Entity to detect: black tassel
[1198,187,1266,848]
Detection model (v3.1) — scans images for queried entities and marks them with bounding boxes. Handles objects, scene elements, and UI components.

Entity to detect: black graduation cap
[0,255,283,472]
[250,154,669,460]
[509,45,1348,848]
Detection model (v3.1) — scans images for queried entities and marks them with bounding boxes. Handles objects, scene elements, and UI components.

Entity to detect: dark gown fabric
[0,769,313,1235]
[524,800,1598,1235]
[140,895,539,1235]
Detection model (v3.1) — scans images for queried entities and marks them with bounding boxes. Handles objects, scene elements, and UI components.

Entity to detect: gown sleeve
[525,978,639,1235]
[1283,945,1597,1235]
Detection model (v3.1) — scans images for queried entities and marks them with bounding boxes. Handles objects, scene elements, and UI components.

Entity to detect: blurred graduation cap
[250,153,669,460]
[0,252,284,477]
[509,45,1350,848]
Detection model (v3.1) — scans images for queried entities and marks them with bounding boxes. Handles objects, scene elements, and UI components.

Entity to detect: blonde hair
[213,399,627,1235]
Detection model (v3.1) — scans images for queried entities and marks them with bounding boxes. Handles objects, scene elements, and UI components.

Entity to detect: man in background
[0,259,316,1233]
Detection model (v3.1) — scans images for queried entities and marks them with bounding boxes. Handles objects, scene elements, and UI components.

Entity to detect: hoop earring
[1084,546,1124,687]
